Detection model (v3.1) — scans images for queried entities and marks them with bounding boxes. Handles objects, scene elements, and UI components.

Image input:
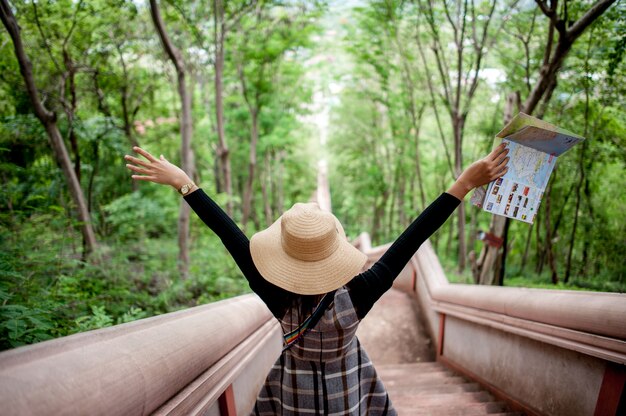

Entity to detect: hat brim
[250,216,368,295]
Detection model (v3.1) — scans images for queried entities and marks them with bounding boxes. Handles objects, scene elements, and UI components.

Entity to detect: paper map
[482,139,555,223]
[470,113,584,224]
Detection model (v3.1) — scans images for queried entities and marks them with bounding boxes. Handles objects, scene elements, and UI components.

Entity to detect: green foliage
[0,0,623,353]
[75,306,114,332]
[74,305,146,332]
[102,189,177,241]
[0,304,55,349]
[330,0,624,288]
[0,212,251,350]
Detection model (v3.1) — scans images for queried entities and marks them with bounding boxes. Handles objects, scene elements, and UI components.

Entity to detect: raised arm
[347,143,509,319]
[124,147,288,316]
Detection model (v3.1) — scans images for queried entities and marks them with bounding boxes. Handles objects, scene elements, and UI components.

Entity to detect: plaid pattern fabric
[252,287,396,415]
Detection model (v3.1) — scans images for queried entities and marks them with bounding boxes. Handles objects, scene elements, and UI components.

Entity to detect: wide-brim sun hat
[250,202,368,295]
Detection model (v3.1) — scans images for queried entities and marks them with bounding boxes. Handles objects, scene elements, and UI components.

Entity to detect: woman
[125,143,508,415]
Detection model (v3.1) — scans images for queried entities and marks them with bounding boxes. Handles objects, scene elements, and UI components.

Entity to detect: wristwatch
[179,182,196,195]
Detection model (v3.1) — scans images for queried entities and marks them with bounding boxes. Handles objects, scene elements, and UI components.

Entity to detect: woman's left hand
[447,142,509,200]
[124,147,191,190]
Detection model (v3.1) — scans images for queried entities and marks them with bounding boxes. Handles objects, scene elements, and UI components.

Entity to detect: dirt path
[356,288,435,365]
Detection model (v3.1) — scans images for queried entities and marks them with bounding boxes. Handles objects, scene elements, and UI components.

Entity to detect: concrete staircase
[378,362,524,416]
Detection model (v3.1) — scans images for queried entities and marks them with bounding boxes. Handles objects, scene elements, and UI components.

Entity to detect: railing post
[594,362,626,416]
[437,313,446,358]
[218,384,237,416]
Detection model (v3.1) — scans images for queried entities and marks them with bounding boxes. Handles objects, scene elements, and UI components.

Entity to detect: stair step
[389,391,495,407]
[378,361,520,415]
[392,401,509,415]
[377,366,454,376]
[387,382,485,396]
[380,370,461,384]
[385,375,469,388]
[377,362,445,372]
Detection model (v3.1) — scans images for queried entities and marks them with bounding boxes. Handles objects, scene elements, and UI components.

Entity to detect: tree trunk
[94,66,139,192]
[120,87,140,149]
[0,0,97,254]
[261,150,273,226]
[214,0,233,215]
[543,181,558,284]
[63,50,81,183]
[390,22,426,210]
[371,191,388,245]
[242,109,259,230]
[565,30,594,283]
[87,137,100,213]
[397,169,407,229]
[250,194,261,231]
[453,114,466,271]
[413,106,427,210]
[456,197,466,271]
[387,159,398,238]
[149,0,195,278]
[565,145,585,283]
[520,222,534,272]
[121,91,140,192]
[433,168,447,254]
[473,92,519,284]
[277,149,285,215]
[477,215,507,285]
[497,218,511,286]
[580,158,594,277]
[468,205,477,260]
[446,213,455,259]
[536,212,546,275]
[177,75,194,279]
[270,150,278,215]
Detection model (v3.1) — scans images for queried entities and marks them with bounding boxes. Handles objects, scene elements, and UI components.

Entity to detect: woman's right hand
[124,147,192,191]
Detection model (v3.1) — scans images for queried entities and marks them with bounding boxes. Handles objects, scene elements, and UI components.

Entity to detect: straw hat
[250,202,368,295]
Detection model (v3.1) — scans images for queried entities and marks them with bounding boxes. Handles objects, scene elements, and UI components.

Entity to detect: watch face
[181,184,190,194]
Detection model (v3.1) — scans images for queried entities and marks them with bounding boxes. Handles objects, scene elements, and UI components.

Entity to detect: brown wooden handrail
[0,294,281,416]
[353,232,626,416]
[1,233,623,416]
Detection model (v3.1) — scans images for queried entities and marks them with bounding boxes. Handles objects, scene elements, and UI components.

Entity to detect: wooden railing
[2,233,624,416]
[355,233,626,416]
[0,295,281,416]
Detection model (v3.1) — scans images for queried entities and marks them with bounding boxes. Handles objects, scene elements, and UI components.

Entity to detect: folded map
[470,113,584,224]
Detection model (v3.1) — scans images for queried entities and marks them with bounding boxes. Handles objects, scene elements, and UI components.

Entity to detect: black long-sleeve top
[184,190,460,320]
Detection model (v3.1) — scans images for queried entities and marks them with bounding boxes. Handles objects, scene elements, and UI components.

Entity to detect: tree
[415,0,519,271]
[88,3,155,193]
[149,0,195,277]
[92,11,154,151]
[473,0,617,285]
[212,0,257,216]
[0,0,97,254]
[233,2,319,230]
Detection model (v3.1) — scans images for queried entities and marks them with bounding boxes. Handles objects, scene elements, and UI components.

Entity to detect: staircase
[378,362,523,416]
[2,227,623,415]
[357,289,523,415]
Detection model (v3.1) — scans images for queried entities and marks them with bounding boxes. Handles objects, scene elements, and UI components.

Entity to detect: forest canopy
[0,0,624,350]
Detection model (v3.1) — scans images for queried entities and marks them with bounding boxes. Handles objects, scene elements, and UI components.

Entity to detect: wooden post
[437,313,446,358]
[594,363,626,416]
[218,384,237,416]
